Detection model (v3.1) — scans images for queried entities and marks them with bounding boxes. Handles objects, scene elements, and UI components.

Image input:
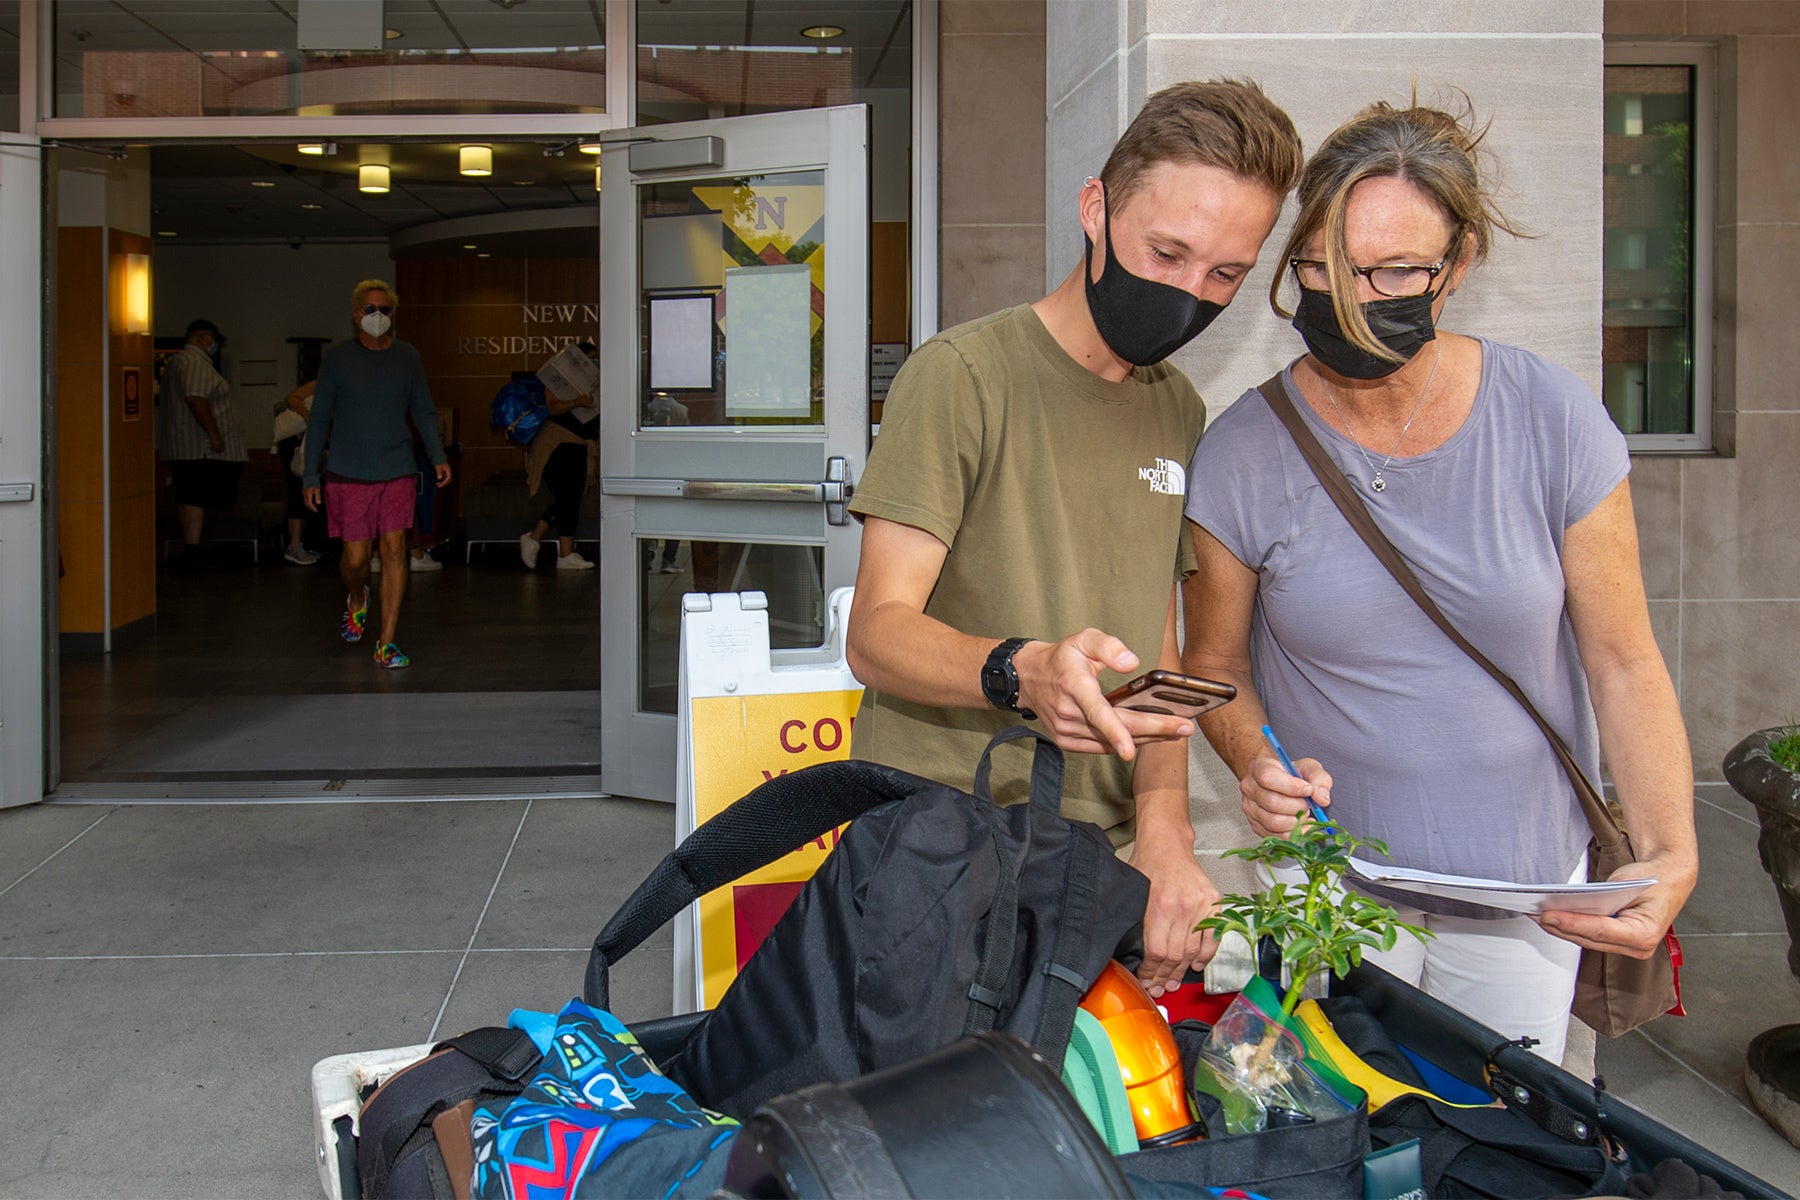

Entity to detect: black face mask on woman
[1291,286,1441,380]
[1084,202,1224,367]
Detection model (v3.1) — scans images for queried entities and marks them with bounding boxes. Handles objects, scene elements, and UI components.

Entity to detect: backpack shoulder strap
[1029,828,1104,1060]
[584,760,924,1008]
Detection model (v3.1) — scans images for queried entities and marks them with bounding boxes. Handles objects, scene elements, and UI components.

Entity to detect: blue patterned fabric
[471,999,736,1200]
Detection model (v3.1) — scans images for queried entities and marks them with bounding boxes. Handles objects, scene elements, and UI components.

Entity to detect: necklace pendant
[1370,475,1387,493]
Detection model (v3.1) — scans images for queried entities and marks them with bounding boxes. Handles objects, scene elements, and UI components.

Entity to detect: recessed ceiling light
[463,244,478,250]
[385,27,402,40]
[459,145,493,177]
[800,24,844,39]
[301,203,322,210]
[578,141,602,156]
[250,180,276,188]
[510,179,535,187]
[157,230,177,237]
[477,252,491,258]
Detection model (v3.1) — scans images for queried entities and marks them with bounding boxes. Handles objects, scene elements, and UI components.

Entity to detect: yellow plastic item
[1079,961,1205,1143]
[1292,1000,1488,1110]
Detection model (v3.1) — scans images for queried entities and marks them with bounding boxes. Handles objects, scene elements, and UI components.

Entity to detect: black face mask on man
[1083,196,1223,367]
[1291,286,1441,381]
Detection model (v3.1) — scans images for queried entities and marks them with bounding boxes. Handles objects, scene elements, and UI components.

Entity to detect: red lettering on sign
[812,718,843,753]
[779,720,807,753]
[760,768,789,781]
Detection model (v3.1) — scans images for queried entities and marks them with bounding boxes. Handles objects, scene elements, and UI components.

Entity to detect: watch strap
[982,636,1037,720]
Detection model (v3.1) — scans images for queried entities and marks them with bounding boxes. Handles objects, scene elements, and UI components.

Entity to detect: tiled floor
[0,797,676,1200]
[58,554,606,783]
[1,782,1797,1198]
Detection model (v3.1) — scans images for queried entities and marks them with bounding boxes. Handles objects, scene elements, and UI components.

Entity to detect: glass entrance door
[598,105,869,802]
[0,137,45,807]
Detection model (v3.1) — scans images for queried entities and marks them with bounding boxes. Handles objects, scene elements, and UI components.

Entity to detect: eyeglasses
[1289,255,1450,299]
[360,303,394,316]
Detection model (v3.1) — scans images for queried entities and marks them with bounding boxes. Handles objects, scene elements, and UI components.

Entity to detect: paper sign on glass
[725,263,812,417]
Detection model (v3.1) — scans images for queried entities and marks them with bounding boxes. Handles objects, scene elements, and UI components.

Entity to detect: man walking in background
[160,318,248,570]
[303,279,450,669]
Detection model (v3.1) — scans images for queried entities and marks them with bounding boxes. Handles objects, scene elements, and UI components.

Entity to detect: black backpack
[587,726,1152,1119]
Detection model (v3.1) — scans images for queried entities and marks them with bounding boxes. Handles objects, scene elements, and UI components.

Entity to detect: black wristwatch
[980,637,1037,721]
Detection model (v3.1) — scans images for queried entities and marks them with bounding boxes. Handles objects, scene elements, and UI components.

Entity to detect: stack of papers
[1346,857,1655,916]
[537,344,600,402]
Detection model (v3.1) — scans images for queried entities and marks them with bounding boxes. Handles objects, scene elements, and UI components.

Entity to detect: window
[49,0,606,119]
[1602,44,1714,451]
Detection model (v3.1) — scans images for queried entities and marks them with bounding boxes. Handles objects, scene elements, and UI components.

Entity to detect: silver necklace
[1321,342,1444,493]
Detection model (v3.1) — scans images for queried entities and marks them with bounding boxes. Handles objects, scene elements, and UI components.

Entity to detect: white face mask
[360,311,393,338]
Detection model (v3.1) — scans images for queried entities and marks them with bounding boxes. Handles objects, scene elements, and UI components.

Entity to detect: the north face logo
[1139,457,1185,496]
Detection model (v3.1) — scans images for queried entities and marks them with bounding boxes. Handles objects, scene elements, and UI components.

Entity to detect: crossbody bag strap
[1255,375,1627,857]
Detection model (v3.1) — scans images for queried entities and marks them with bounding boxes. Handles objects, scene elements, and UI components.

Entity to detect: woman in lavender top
[1181,99,1695,1062]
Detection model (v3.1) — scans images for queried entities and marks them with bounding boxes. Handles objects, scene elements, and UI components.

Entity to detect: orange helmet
[1079,960,1207,1146]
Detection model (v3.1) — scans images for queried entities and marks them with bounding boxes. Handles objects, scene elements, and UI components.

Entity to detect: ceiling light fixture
[463,243,478,250]
[157,230,176,237]
[250,180,276,188]
[800,24,844,39]
[297,142,327,155]
[510,179,535,187]
[301,203,323,210]
[459,145,493,176]
[477,252,491,258]
[594,164,603,190]
[385,27,402,40]
[358,163,391,194]
[577,140,602,156]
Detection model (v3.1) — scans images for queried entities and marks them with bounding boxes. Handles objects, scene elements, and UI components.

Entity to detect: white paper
[1346,856,1656,917]
[649,295,716,390]
[536,343,600,403]
[725,264,813,418]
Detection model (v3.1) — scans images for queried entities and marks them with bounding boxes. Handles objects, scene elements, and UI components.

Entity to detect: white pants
[1270,860,1584,1063]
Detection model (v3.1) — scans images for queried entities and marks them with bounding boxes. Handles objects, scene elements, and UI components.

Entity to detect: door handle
[0,483,33,503]
[602,457,857,525]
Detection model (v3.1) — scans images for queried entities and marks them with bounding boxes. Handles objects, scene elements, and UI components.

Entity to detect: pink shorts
[325,476,415,543]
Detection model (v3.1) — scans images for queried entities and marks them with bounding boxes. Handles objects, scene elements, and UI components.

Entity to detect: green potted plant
[1190,821,1430,1131]
[1722,721,1800,1147]
[1200,819,1432,1027]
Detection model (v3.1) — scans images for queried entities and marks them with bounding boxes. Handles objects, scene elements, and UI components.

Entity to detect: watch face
[981,665,1005,700]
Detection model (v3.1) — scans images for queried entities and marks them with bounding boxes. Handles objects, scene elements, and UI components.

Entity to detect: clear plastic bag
[1192,977,1343,1134]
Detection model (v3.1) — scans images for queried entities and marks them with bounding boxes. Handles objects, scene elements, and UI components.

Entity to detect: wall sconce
[459,145,493,177]
[358,163,391,194]
[578,140,602,156]
[122,253,151,334]
[297,142,327,155]
[594,163,603,190]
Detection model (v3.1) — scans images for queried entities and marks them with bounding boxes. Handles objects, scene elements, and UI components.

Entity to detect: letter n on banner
[675,588,862,1013]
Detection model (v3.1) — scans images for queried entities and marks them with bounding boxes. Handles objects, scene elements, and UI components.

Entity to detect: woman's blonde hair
[1271,92,1527,364]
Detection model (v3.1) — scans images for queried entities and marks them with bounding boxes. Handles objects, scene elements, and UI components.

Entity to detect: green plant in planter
[1769,722,1800,775]
[1200,821,1432,1025]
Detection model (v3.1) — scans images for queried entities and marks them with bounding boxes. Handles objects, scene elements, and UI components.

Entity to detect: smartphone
[1104,670,1236,720]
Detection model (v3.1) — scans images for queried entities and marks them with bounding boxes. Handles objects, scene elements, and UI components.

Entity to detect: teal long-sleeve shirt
[303,337,446,487]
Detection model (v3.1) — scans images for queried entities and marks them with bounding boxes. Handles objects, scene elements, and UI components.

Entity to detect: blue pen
[1261,724,1334,830]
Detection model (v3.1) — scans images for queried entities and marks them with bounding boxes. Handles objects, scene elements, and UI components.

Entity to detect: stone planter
[1722,728,1800,980]
[1723,728,1800,1150]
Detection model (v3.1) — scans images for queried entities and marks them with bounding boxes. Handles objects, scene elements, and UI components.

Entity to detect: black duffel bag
[588,726,1151,1119]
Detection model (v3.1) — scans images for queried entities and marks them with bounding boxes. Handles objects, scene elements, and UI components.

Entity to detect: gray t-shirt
[1184,340,1630,912]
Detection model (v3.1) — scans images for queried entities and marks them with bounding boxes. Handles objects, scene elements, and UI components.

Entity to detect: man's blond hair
[352,278,397,310]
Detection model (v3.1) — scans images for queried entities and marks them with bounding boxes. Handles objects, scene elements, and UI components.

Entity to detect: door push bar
[602,456,856,525]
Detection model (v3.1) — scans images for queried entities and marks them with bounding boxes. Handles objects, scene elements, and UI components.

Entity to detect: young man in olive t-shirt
[845,80,1302,997]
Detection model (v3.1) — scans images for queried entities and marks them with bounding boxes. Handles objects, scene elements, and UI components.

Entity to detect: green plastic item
[1061,1007,1140,1155]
